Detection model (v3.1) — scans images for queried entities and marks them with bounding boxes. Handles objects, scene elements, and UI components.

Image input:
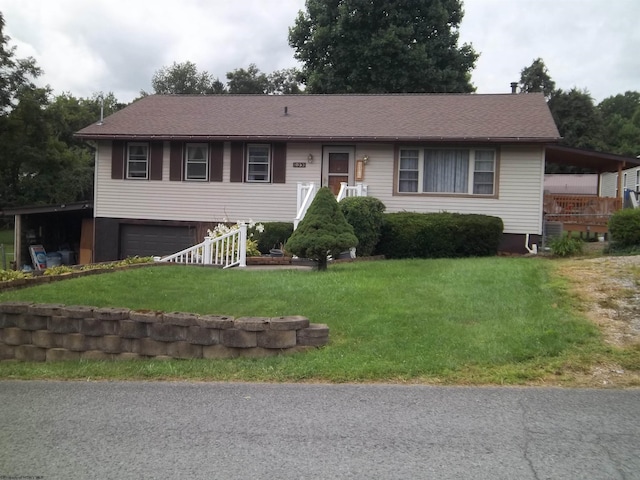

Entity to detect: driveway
[1,381,638,479]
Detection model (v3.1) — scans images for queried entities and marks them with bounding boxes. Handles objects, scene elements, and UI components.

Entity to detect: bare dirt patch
[554,253,640,387]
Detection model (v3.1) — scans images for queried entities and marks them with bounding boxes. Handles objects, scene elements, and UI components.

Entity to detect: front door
[323,147,354,196]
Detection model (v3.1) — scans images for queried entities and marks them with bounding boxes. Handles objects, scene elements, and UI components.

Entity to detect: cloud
[0,0,638,103]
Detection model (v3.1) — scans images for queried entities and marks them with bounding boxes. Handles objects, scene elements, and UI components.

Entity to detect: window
[399,149,419,192]
[636,170,639,191]
[246,144,271,182]
[127,142,149,179]
[473,150,496,194]
[398,148,495,195]
[185,143,208,181]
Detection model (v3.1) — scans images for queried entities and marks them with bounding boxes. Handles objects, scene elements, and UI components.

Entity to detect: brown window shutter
[209,142,223,182]
[230,142,244,183]
[149,142,163,180]
[111,140,125,179]
[169,142,183,181]
[272,142,286,184]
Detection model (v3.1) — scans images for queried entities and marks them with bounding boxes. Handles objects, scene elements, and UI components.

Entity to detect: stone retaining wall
[0,302,329,362]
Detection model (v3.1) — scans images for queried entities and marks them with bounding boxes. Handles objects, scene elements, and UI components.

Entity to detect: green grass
[0,258,623,384]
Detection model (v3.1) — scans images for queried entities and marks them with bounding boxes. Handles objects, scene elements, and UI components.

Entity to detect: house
[75,93,563,261]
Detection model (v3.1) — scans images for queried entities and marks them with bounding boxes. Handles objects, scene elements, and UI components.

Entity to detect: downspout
[525,234,538,255]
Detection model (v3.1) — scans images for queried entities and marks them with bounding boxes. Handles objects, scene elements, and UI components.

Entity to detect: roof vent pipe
[510,82,518,94]
[97,94,104,125]
[284,106,288,116]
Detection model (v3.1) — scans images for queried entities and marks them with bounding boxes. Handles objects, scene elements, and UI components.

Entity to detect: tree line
[1,1,639,210]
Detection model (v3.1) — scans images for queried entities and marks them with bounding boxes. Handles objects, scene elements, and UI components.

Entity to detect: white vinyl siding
[96,142,322,223]
[96,141,545,235]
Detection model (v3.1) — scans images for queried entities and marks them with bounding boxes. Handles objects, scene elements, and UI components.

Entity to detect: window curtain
[424,150,469,193]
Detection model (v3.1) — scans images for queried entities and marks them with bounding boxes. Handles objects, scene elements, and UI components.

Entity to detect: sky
[0,0,638,104]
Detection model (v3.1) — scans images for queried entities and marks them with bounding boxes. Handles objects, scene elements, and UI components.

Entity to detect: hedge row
[375,212,503,259]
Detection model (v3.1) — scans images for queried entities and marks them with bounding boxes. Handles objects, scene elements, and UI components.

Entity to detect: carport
[0,201,93,270]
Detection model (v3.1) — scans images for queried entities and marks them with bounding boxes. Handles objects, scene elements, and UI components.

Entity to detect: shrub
[376,212,503,259]
[44,265,74,276]
[549,234,584,257]
[0,269,28,282]
[609,208,640,249]
[339,196,386,256]
[285,187,358,271]
[253,222,294,254]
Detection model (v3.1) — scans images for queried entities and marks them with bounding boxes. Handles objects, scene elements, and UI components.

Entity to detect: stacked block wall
[0,302,329,362]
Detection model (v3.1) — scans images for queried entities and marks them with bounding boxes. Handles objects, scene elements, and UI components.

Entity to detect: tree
[598,91,640,156]
[0,13,41,114]
[285,187,358,271]
[267,68,303,94]
[519,58,555,99]
[151,61,225,94]
[545,88,606,173]
[288,0,478,93]
[226,64,270,94]
[548,88,604,151]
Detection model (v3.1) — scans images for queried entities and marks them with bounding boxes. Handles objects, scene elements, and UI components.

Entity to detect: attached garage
[119,224,196,258]
[93,218,199,262]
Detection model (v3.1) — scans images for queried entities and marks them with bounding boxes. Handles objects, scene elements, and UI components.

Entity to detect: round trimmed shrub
[609,208,640,249]
[253,222,294,254]
[339,196,386,256]
[285,187,358,271]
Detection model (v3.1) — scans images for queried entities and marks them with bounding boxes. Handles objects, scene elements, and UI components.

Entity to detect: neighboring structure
[601,165,640,200]
[76,93,562,260]
[544,174,598,195]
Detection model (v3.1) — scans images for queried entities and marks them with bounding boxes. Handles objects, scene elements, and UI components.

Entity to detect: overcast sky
[0,0,638,104]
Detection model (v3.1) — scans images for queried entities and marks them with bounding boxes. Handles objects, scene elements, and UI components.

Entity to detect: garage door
[119,224,196,258]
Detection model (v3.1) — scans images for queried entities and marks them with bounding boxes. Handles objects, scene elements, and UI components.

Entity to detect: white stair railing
[158,223,247,269]
[336,182,368,202]
[294,182,317,229]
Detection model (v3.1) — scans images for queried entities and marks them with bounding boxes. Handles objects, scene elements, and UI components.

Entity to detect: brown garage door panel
[120,225,195,258]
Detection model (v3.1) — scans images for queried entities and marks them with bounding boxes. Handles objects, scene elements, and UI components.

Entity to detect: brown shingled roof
[75,93,560,143]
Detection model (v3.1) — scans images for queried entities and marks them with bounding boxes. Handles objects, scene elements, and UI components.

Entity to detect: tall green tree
[288,0,478,93]
[548,88,604,151]
[519,58,555,99]
[151,61,225,94]
[597,91,640,157]
[0,13,41,113]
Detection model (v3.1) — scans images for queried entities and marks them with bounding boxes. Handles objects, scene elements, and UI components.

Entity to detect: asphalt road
[1,381,638,480]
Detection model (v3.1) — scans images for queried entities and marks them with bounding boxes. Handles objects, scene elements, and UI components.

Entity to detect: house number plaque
[293,162,307,168]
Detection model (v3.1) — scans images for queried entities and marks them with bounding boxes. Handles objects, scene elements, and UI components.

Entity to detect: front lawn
[0,258,630,384]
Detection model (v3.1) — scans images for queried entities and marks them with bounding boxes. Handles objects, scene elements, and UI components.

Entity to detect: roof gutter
[74,133,561,144]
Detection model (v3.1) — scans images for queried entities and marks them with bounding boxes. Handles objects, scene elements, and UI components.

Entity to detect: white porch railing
[336,182,368,202]
[157,223,247,269]
[294,182,318,229]
[294,181,369,229]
